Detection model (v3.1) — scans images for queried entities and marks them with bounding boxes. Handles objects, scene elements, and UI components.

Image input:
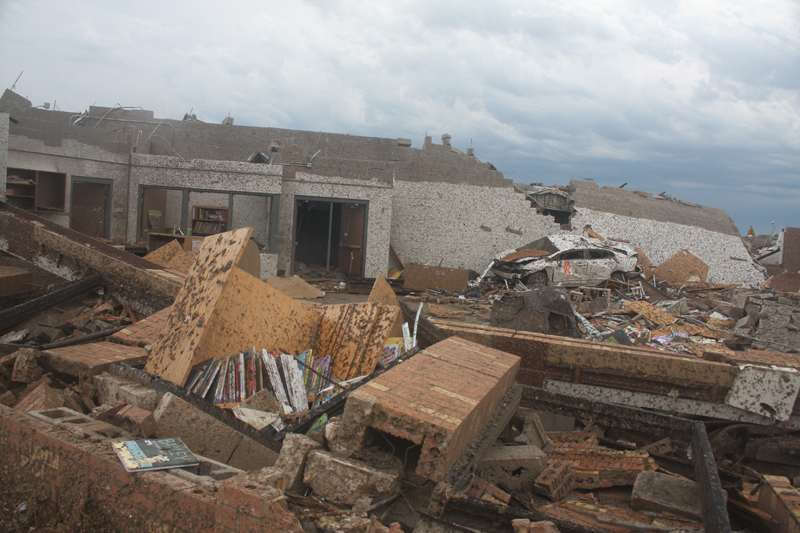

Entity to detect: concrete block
[304,450,402,506]
[93,372,161,411]
[153,392,242,464]
[514,411,552,450]
[117,383,160,412]
[227,433,279,471]
[477,444,548,492]
[631,470,702,521]
[275,433,323,493]
[112,404,157,437]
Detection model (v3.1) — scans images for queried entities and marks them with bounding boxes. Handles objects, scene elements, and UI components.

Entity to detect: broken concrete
[631,470,703,521]
[303,450,402,506]
[93,372,162,411]
[152,392,278,470]
[274,432,323,493]
[477,444,548,492]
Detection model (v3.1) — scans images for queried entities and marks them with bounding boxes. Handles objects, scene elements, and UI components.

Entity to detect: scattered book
[112,438,199,472]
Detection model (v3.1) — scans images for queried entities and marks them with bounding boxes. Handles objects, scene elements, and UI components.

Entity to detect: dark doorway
[293,198,366,276]
[71,179,110,239]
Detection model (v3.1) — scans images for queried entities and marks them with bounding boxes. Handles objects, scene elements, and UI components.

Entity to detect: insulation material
[653,250,709,284]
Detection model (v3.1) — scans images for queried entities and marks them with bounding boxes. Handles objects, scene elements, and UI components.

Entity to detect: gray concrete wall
[232,194,270,249]
[391,182,563,272]
[571,207,765,286]
[278,172,393,278]
[569,179,741,236]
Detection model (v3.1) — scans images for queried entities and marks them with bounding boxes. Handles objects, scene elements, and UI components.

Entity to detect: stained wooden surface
[367,274,405,337]
[623,300,677,326]
[146,228,257,385]
[315,301,399,381]
[199,267,321,369]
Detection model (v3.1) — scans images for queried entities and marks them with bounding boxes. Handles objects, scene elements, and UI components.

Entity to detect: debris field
[1,218,800,533]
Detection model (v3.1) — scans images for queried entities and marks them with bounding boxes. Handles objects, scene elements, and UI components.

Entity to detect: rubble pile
[4,225,800,533]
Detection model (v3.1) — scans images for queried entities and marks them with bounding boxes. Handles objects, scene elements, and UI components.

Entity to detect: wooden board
[367,274,404,338]
[315,301,399,381]
[145,228,319,385]
[653,250,709,284]
[199,267,321,368]
[635,248,654,279]
[404,264,475,293]
[144,239,182,267]
[165,250,199,274]
[622,301,677,326]
[238,240,261,278]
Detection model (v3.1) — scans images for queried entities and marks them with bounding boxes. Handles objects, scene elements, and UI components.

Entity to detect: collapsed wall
[571,207,765,286]
[391,181,562,272]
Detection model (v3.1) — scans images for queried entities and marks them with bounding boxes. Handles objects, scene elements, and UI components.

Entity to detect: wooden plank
[0,275,102,331]
[367,274,404,338]
[143,239,182,267]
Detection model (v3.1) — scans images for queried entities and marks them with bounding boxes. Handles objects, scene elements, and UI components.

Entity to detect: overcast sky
[1,0,798,235]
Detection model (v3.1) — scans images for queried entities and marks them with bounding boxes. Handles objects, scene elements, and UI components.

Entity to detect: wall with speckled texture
[278,172,393,278]
[0,113,8,195]
[127,154,282,243]
[8,134,131,241]
[571,207,765,287]
[391,181,563,272]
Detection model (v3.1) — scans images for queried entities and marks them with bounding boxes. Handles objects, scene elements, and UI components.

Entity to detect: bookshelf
[5,168,67,211]
[191,206,228,236]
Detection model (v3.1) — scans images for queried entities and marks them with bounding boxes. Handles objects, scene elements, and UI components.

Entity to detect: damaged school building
[1,87,799,533]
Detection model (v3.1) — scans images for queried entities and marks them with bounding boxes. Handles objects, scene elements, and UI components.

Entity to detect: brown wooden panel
[367,274,404,338]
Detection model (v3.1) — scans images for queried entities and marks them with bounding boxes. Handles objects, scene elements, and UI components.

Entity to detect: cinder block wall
[0,406,302,533]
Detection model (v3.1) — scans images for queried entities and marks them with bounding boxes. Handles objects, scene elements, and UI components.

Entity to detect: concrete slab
[477,444,548,492]
[631,470,702,521]
[303,450,402,506]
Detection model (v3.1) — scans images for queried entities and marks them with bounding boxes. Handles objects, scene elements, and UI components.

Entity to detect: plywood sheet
[315,301,399,381]
[145,228,258,385]
[653,250,709,284]
[198,267,321,370]
[404,264,474,293]
[238,240,261,278]
[267,275,324,298]
[144,239,182,267]
[165,250,200,274]
[623,301,677,326]
[499,249,550,262]
[368,274,404,338]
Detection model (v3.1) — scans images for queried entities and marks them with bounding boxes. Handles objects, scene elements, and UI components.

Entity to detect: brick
[477,444,548,492]
[14,383,64,412]
[338,337,520,482]
[303,450,402,506]
[11,348,43,383]
[535,460,576,501]
[113,404,157,437]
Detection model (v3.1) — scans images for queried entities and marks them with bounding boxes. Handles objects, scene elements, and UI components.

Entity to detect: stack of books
[185,348,334,413]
